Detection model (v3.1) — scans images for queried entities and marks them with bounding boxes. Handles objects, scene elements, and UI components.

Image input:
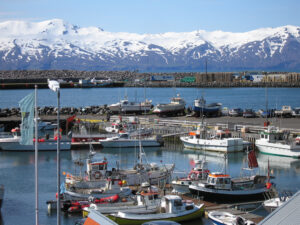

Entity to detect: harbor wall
[0,70,300,88]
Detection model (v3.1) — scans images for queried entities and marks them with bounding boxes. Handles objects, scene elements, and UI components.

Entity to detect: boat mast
[34,85,39,225]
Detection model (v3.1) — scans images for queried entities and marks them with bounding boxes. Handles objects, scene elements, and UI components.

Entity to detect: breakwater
[1,70,300,88]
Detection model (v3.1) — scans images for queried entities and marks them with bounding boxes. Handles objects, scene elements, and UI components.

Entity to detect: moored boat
[83,190,161,217]
[189,151,274,203]
[100,132,162,148]
[255,126,300,158]
[180,124,244,153]
[171,159,209,194]
[0,128,71,151]
[108,195,204,225]
[208,211,255,225]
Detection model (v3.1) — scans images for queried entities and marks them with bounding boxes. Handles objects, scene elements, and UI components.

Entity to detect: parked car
[243,109,256,118]
[229,108,243,117]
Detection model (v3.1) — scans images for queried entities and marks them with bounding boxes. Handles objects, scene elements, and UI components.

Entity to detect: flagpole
[34,85,39,225]
[47,80,61,225]
[57,88,61,225]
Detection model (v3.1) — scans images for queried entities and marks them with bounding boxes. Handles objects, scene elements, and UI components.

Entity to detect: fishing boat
[152,94,186,117]
[180,124,244,152]
[65,144,174,188]
[193,96,222,117]
[208,211,255,225]
[0,127,71,151]
[189,151,274,203]
[107,195,204,225]
[63,178,133,201]
[82,190,161,216]
[105,120,153,137]
[0,185,4,209]
[108,98,152,114]
[171,159,210,194]
[255,126,300,158]
[100,132,162,148]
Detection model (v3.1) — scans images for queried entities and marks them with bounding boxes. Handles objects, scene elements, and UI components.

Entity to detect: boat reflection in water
[257,152,300,173]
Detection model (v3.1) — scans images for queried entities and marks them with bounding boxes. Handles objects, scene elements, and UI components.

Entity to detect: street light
[48,80,61,225]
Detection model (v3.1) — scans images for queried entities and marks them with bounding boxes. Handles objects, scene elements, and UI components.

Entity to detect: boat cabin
[137,191,160,206]
[86,158,108,180]
[214,130,232,139]
[206,173,231,190]
[160,195,193,214]
[170,95,186,106]
[188,160,210,180]
[260,127,287,143]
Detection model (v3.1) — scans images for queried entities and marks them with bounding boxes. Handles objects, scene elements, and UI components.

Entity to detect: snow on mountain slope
[0,19,299,71]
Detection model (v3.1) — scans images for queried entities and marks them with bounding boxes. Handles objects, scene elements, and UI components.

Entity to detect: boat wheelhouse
[255,126,300,158]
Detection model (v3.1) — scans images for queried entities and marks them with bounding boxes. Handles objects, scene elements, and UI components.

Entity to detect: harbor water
[1,146,300,225]
[1,87,300,110]
[0,87,300,225]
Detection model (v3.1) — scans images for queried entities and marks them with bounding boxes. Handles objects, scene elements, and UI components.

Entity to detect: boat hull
[101,139,161,148]
[108,204,204,225]
[180,137,244,153]
[256,140,300,158]
[189,185,269,203]
[0,140,71,151]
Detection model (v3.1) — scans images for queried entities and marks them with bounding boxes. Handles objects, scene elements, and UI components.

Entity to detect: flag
[248,150,258,168]
[19,92,35,145]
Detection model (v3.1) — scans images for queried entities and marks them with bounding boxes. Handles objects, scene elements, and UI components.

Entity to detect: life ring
[93,171,101,179]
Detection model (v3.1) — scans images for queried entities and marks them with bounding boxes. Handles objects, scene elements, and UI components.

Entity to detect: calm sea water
[1,87,300,225]
[1,146,300,225]
[1,87,300,110]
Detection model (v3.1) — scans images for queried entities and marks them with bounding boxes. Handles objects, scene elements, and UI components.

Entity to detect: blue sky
[1,0,299,33]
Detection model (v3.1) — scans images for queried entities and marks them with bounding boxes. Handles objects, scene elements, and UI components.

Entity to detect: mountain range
[0,19,299,72]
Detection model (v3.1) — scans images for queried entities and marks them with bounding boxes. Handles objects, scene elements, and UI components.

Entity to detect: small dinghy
[208,211,255,225]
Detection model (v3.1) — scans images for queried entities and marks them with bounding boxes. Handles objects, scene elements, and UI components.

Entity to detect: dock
[180,194,265,224]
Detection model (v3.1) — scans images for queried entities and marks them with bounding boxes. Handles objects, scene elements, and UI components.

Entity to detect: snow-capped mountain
[0,19,299,71]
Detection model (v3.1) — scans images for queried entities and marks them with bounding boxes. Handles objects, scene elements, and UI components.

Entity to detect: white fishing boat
[180,124,244,153]
[171,159,209,194]
[108,98,152,114]
[108,195,204,225]
[189,151,274,203]
[208,211,255,225]
[100,132,162,148]
[83,190,161,216]
[63,178,133,201]
[0,128,71,151]
[152,94,186,116]
[0,184,4,209]
[255,126,300,158]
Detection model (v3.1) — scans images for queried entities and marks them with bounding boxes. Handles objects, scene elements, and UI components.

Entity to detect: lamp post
[48,80,61,225]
